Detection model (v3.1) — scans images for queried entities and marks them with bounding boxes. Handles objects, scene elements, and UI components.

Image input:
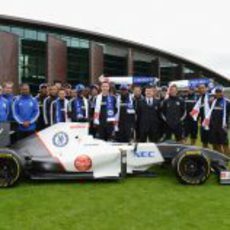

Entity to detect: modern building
[0,15,229,92]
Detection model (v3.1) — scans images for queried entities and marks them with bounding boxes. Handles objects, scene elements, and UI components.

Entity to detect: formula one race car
[0,122,230,188]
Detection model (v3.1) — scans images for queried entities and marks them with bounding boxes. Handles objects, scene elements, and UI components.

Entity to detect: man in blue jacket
[0,85,9,122]
[2,81,14,121]
[12,83,40,139]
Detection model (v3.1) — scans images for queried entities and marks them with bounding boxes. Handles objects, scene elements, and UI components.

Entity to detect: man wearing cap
[203,87,230,154]
[137,85,160,142]
[116,84,135,142]
[159,86,168,100]
[12,83,39,139]
[184,87,198,145]
[35,83,48,131]
[68,84,89,122]
[43,85,58,126]
[161,85,186,142]
[94,81,117,141]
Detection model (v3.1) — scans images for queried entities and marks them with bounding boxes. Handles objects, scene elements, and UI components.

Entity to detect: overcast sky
[1,0,230,79]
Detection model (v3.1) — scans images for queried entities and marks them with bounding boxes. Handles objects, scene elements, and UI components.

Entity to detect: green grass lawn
[1,133,230,230]
[1,166,230,230]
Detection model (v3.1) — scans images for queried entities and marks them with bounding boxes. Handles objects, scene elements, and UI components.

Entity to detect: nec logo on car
[53,132,69,147]
[134,151,155,157]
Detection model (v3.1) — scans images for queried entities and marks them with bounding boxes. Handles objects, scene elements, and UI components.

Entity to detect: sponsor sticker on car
[74,155,92,172]
[134,151,155,158]
[53,132,69,147]
[185,150,201,155]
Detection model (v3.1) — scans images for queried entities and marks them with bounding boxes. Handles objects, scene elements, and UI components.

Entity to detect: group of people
[0,79,229,155]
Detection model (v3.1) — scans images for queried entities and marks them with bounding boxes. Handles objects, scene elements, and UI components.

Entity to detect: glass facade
[0,21,229,88]
[160,58,179,85]
[67,47,89,85]
[134,60,152,76]
[20,39,46,92]
[104,54,127,76]
[103,45,127,76]
[0,24,90,90]
[133,52,156,76]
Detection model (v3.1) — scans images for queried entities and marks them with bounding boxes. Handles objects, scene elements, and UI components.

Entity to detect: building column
[47,35,67,84]
[127,48,134,75]
[0,31,19,91]
[89,42,104,84]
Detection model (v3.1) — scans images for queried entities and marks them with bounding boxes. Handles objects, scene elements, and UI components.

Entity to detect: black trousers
[209,127,228,145]
[140,128,159,142]
[200,126,209,145]
[89,121,97,137]
[184,117,198,139]
[165,123,183,141]
[116,123,134,142]
[96,123,114,141]
[17,131,35,141]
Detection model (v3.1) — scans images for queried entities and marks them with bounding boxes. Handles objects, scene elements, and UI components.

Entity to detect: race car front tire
[0,149,22,188]
[172,149,211,185]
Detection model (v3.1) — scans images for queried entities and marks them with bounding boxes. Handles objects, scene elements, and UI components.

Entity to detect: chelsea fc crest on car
[53,132,69,147]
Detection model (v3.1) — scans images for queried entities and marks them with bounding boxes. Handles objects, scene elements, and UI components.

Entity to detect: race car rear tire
[0,149,22,188]
[172,149,211,185]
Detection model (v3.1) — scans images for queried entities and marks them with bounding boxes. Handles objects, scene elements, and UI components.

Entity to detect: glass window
[20,39,47,93]
[61,35,71,46]
[71,38,80,48]
[80,39,89,48]
[104,54,127,76]
[0,25,11,32]
[134,60,152,76]
[11,27,24,37]
[67,47,89,85]
[37,31,46,41]
[24,29,37,40]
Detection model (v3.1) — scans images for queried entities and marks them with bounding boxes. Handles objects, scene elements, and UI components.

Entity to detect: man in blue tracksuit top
[2,81,15,121]
[0,85,9,122]
[12,83,40,139]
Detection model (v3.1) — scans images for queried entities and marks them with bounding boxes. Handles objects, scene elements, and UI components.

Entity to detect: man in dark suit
[137,85,160,142]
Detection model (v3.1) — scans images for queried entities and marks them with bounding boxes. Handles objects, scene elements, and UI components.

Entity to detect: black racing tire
[172,149,211,185]
[0,149,22,188]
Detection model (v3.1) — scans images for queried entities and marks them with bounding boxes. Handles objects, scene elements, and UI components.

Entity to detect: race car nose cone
[74,155,92,172]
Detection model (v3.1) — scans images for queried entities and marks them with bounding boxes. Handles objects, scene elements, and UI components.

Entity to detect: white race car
[0,122,229,187]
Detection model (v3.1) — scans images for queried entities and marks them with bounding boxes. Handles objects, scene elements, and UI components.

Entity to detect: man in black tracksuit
[116,84,135,142]
[36,84,48,131]
[137,85,160,142]
[89,85,99,137]
[161,85,186,142]
[43,85,58,127]
[158,86,168,141]
[132,85,144,141]
[183,87,198,145]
